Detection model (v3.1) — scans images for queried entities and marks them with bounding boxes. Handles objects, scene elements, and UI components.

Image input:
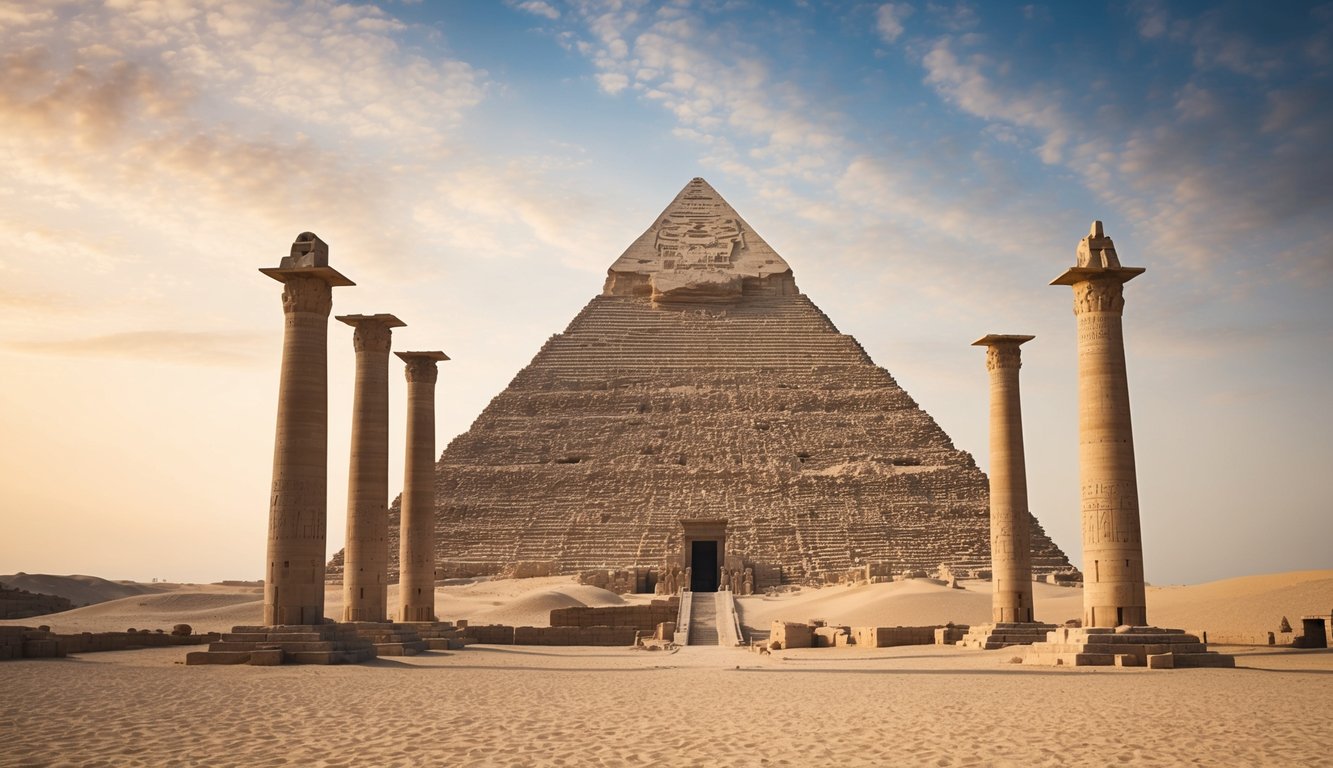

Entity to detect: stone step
[185,650,251,665]
[373,641,427,656]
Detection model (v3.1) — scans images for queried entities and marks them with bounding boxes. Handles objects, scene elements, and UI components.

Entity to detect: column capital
[259,231,355,287]
[276,275,334,316]
[337,314,406,354]
[972,334,1034,371]
[1051,221,1144,317]
[397,350,450,383]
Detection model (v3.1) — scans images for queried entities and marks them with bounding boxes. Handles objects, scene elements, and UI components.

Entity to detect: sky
[0,0,1329,586]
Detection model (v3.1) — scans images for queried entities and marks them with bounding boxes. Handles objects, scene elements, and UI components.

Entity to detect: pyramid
[328,178,1073,587]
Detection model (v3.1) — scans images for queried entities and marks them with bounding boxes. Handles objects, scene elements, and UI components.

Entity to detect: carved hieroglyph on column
[337,314,406,623]
[259,233,354,626]
[397,351,449,622]
[972,334,1036,623]
[1052,221,1147,628]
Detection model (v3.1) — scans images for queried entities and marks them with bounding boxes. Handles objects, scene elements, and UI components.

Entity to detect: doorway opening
[690,540,719,592]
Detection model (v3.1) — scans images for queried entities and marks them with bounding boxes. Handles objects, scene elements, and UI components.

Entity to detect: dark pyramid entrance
[329,178,1073,587]
[690,541,719,592]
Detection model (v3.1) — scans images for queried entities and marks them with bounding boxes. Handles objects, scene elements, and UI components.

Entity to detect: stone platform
[400,621,470,651]
[956,622,1058,650]
[185,624,375,666]
[1023,626,1236,668]
[345,622,429,656]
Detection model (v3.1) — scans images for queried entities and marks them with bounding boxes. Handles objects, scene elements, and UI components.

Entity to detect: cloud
[915,19,1333,286]
[514,1,560,20]
[875,3,913,43]
[0,1,495,282]
[6,330,267,366]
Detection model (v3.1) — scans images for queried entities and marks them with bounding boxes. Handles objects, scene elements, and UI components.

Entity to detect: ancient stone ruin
[330,178,1073,588]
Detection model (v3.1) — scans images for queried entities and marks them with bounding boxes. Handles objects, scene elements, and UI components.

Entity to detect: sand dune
[739,570,1333,637]
[5,570,1328,642]
[0,573,167,607]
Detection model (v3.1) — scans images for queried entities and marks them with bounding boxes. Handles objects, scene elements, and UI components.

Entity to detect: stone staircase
[956,622,1058,650]
[687,593,720,646]
[185,624,375,666]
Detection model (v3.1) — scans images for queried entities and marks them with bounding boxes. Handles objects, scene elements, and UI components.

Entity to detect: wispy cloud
[875,3,914,44]
[6,330,267,366]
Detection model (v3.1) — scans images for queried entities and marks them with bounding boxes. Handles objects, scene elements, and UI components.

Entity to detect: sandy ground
[2,570,1331,766]
[1,642,1330,766]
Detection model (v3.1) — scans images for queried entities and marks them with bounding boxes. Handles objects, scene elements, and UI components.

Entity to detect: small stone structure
[1296,614,1331,648]
[550,599,678,629]
[446,598,681,648]
[2,626,218,660]
[853,626,939,648]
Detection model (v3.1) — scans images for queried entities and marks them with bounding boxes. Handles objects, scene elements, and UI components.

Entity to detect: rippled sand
[3,643,1331,767]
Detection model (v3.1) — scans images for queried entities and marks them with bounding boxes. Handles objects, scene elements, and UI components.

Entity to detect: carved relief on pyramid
[604,178,796,305]
[327,178,1074,587]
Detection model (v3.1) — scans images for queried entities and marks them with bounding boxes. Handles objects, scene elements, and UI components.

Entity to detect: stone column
[396,351,449,622]
[259,233,354,627]
[1052,221,1147,628]
[972,334,1036,623]
[337,314,406,623]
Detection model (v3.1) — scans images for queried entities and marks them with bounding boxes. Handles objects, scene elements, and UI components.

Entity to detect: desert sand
[2,570,1331,766]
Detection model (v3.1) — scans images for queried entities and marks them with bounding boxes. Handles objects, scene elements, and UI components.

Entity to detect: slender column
[259,233,354,626]
[397,351,449,622]
[1052,221,1147,628]
[338,314,406,623]
[972,334,1036,623]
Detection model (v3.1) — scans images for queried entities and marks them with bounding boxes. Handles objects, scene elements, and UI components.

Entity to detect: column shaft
[264,276,332,626]
[398,356,443,622]
[341,318,399,622]
[1075,280,1146,627]
[984,342,1035,623]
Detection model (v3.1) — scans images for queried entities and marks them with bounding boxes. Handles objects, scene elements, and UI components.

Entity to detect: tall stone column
[972,334,1036,623]
[396,351,449,622]
[1052,221,1148,628]
[337,314,406,623]
[259,233,354,627]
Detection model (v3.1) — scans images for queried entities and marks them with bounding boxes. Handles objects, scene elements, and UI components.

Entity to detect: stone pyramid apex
[603,178,795,304]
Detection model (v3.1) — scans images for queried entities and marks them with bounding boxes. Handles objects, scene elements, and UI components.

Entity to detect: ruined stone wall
[329,293,1073,584]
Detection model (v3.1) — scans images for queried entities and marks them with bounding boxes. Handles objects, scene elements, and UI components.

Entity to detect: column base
[342,621,432,656]
[1023,626,1236,668]
[184,624,376,666]
[956,622,1059,650]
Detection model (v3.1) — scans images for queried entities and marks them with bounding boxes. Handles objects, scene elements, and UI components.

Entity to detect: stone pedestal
[957,621,1057,650]
[1023,626,1235,668]
[185,624,375,666]
[396,351,449,623]
[337,314,405,623]
[972,334,1036,624]
[258,233,353,627]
